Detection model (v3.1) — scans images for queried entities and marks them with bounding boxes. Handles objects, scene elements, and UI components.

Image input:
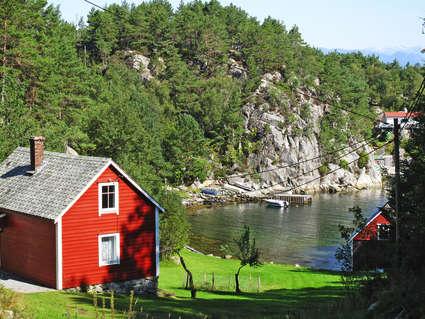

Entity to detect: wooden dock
[274,193,312,205]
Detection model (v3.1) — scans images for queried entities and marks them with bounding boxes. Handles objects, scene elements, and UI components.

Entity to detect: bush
[318,163,330,176]
[300,102,312,121]
[382,141,394,155]
[357,151,369,169]
[0,285,27,318]
[287,113,298,125]
[339,159,349,170]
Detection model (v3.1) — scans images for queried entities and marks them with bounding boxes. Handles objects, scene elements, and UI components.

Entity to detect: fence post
[257,275,261,293]
[185,273,189,289]
[211,272,215,291]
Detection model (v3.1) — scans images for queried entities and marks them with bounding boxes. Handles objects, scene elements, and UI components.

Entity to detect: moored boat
[265,199,289,208]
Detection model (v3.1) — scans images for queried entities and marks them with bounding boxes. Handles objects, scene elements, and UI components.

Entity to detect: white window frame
[98,182,119,215]
[98,233,120,266]
[377,223,390,241]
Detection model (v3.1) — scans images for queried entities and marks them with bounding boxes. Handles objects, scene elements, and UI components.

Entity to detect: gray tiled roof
[0,147,110,220]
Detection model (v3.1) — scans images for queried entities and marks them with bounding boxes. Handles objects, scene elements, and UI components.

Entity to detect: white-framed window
[98,182,119,214]
[98,233,120,266]
[377,224,391,240]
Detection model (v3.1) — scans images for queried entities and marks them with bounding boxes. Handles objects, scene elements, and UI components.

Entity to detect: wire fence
[182,272,264,293]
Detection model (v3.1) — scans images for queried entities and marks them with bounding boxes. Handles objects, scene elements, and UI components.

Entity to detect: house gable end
[56,162,164,223]
[60,165,158,289]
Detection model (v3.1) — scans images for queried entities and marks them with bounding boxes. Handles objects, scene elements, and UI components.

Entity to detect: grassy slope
[23,249,356,318]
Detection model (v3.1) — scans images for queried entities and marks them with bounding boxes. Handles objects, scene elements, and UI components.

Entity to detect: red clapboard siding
[354,214,391,241]
[0,212,56,288]
[61,165,156,289]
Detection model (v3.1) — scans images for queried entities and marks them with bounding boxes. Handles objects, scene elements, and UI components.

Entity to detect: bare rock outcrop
[235,71,382,194]
[124,51,153,81]
[228,58,247,79]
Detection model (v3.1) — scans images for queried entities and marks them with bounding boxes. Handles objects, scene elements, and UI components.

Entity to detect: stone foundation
[65,277,158,295]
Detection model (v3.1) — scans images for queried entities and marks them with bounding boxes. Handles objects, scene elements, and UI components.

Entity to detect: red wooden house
[0,137,164,291]
[350,202,394,271]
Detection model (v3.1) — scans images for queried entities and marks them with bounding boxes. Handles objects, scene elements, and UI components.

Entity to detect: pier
[274,193,312,205]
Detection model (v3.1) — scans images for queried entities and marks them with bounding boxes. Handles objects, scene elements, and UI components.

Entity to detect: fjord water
[188,190,386,270]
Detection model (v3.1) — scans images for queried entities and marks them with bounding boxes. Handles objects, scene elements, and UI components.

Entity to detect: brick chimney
[29,136,45,171]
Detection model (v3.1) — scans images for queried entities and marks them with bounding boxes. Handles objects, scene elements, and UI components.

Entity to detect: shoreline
[183,183,384,210]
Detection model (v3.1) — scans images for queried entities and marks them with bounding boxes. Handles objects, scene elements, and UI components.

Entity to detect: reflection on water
[188,190,386,270]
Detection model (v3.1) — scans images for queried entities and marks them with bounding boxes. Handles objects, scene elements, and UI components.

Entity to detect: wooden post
[211,272,215,291]
[257,275,261,293]
[185,273,189,289]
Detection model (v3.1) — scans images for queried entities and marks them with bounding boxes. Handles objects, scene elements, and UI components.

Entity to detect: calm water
[188,190,386,270]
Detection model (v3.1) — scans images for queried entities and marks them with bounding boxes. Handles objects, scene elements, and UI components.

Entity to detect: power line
[295,88,385,125]
[260,138,384,191]
[260,139,392,193]
[330,103,386,125]
[285,139,392,193]
[83,0,113,13]
[227,134,380,179]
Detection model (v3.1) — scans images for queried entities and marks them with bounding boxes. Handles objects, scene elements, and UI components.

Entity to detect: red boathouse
[0,137,164,290]
[350,202,394,271]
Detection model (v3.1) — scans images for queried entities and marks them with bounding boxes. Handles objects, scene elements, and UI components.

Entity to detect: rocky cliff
[227,71,382,194]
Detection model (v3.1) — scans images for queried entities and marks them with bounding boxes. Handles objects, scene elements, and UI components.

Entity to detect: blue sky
[48,0,425,50]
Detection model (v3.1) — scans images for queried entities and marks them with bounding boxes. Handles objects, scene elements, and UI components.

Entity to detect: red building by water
[0,137,163,290]
[350,203,394,271]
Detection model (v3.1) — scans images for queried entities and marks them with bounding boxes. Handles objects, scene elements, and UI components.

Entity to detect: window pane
[101,237,111,263]
[378,224,391,240]
[108,185,115,193]
[109,193,115,208]
[102,185,108,193]
[102,194,108,209]
[101,236,117,264]
[110,236,116,260]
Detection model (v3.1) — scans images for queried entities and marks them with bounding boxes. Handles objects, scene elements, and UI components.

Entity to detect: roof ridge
[16,147,111,162]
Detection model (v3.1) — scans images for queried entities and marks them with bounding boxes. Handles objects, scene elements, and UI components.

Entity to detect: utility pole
[393,119,400,246]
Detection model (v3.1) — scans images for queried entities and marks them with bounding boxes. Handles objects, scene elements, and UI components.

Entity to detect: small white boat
[265,199,289,208]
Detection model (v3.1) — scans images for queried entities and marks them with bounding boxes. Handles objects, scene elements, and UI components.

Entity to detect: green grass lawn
[22,249,362,319]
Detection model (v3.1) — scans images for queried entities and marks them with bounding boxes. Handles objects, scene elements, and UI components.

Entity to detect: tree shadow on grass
[288,268,341,274]
[69,285,348,319]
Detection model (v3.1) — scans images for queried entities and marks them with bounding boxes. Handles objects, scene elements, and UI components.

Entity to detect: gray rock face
[124,51,153,81]
[228,58,247,79]
[237,72,382,194]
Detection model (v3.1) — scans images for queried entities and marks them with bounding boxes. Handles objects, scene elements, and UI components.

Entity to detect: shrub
[318,163,330,176]
[339,159,349,170]
[400,138,409,150]
[300,102,312,121]
[287,113,298,125]
[385,142,394,155]
[357,151,369,169]
[0,285,27,318]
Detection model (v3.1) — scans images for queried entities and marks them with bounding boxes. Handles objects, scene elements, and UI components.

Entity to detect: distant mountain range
[321,46,424,66]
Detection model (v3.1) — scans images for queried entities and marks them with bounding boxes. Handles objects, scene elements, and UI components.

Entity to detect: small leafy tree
[157,190,196,298]
[233,225,262,293]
